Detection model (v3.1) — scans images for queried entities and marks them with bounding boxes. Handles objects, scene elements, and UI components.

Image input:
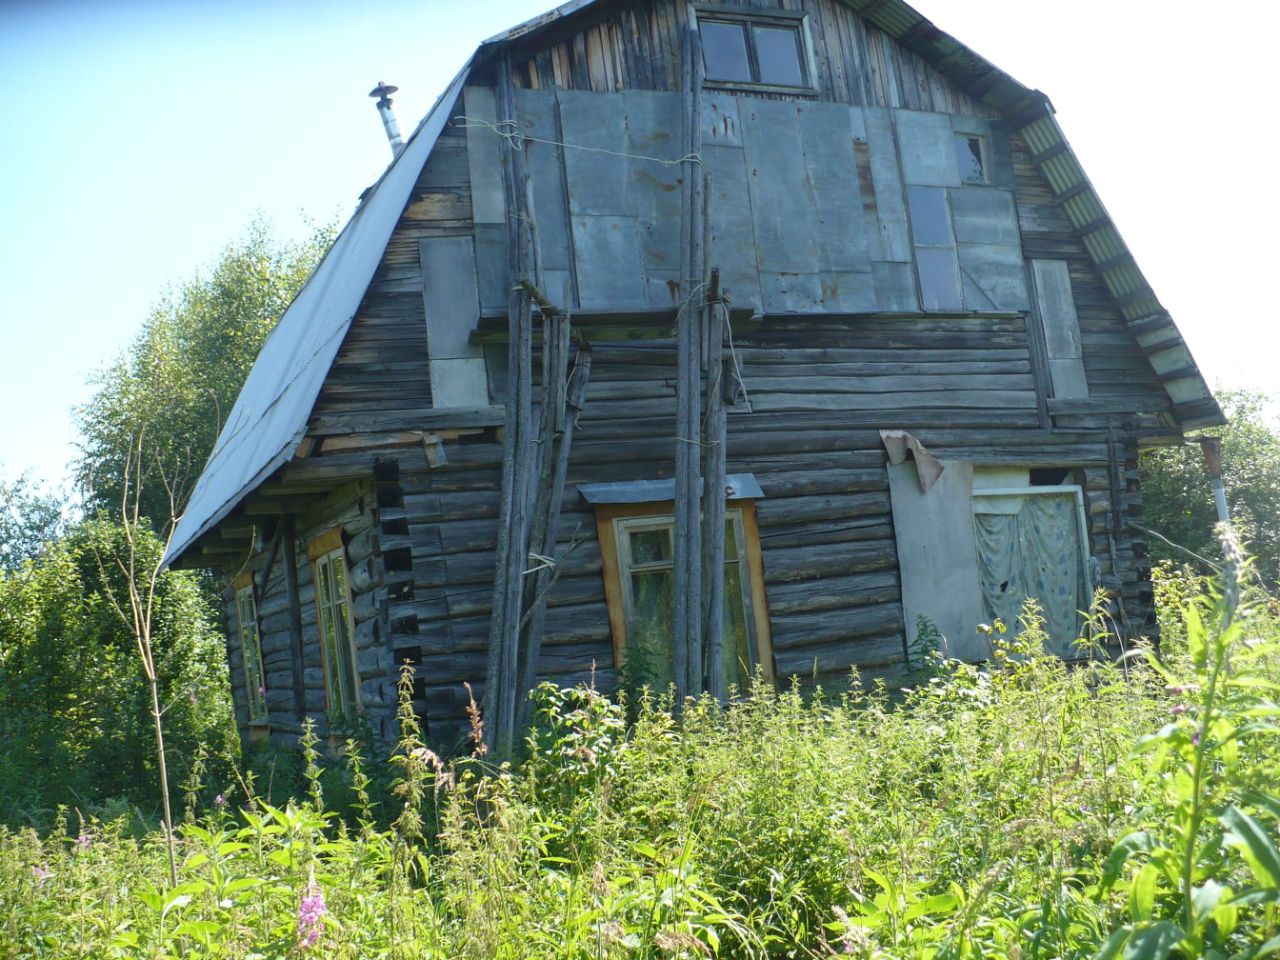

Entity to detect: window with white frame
[309,533,360,717]
[234,581,268,726]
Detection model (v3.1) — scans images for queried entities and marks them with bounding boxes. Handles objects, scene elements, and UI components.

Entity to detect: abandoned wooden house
[164,0,1223,750]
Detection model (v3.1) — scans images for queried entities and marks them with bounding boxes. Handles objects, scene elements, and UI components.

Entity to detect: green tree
[0,470,64,571]
[1141,389,1280,589]
[75,218,333,525]
[0,518,234,824]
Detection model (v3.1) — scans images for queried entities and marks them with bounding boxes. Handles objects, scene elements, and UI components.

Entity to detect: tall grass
[3,555,1278,958]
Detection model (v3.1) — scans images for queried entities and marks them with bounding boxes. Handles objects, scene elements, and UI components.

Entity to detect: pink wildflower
[296,868,327,950]
[214,793,227,809]
[31,864,52,886]
[1171,704,1188,716]
[75,832,93,852]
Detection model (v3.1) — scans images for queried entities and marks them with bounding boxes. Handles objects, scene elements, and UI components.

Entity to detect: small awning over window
[577,474,765,505]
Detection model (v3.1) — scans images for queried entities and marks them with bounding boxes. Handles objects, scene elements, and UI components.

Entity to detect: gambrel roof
[165,0,1221,566]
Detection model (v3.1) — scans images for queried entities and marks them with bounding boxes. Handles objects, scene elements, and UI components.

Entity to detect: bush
[0,519,235,827]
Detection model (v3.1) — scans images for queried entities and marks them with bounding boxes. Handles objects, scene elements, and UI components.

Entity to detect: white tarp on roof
[164,65,471,565]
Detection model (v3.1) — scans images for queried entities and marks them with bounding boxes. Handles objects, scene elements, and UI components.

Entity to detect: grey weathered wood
[518,339,591,724]
[484,54,538,756]
[281,516,307,721]
[701,273,727,700]
[1030,258,1088,401]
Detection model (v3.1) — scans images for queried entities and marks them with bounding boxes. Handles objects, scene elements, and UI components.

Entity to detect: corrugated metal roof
[164,64,472,566]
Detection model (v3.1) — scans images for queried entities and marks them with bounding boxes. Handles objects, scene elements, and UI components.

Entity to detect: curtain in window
[973,493,1085,656]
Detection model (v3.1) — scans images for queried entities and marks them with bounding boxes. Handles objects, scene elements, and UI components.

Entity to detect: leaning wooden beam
[483,54,547,756]
[254,517,285,604]
[517,332,592,728]
[518,285,565,702]
[701,268,728,700]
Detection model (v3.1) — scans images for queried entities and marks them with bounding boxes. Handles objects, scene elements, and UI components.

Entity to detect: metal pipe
[368,82,404,158]
[1197,436,1230,526]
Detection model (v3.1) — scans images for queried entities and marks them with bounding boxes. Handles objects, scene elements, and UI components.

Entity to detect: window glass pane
[724,517,739,557]
[753,25,804,86]
[320,604,339,704]
[332,554,348,598]
[629,527,672,566]
[627,569,675,690]
[316,557,332,606]
[916,247,963,311]
[907,186,952,246]
[701,21,751,82]
[721,562,753,691]
[956,135,986,183]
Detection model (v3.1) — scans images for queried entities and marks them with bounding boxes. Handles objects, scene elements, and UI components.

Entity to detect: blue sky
[1,0,1276,493]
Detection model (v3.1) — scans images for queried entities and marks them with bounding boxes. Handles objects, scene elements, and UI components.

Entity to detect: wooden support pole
[281,515,307,722]
[701,268,728,700]
[484,53,537,756]
[673,21,705,702]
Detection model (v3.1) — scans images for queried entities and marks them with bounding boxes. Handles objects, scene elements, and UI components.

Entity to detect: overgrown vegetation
[4,555,1278,959]
[1142,390,1280,590]
[0,519,234,827]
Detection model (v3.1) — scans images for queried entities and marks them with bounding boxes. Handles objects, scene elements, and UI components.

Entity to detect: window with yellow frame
[307,529,360,718]
[588,479,773,694]
[233,574,268,728]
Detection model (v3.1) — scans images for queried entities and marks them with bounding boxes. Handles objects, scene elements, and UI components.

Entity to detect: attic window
[955,135,987,184]
[697,10,811,90]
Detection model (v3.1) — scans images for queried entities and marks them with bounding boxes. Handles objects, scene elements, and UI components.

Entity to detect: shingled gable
[165,0,1221,568]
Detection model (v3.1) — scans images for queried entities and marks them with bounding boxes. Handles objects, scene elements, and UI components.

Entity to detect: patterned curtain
[973,492,1086,656]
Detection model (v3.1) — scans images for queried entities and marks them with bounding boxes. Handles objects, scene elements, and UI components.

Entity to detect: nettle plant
[1098,530,1280,959]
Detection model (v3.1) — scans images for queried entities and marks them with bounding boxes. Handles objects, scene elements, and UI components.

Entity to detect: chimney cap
[369,82,398,99]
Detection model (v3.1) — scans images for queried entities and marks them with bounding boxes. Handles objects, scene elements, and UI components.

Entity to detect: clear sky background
[1,0,1276,494]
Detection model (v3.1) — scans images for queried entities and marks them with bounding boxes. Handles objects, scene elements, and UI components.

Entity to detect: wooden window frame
[307,530,361,719]
[232,572,269,735]
[691,4,819,96]
[594,499,774,685]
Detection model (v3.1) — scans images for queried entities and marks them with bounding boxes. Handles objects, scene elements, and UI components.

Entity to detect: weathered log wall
[370,312,1158,746]
[222,485,396,743]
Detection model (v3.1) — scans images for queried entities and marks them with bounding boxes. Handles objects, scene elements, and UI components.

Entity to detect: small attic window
[955,134,987,183]
[697,9,811,90]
